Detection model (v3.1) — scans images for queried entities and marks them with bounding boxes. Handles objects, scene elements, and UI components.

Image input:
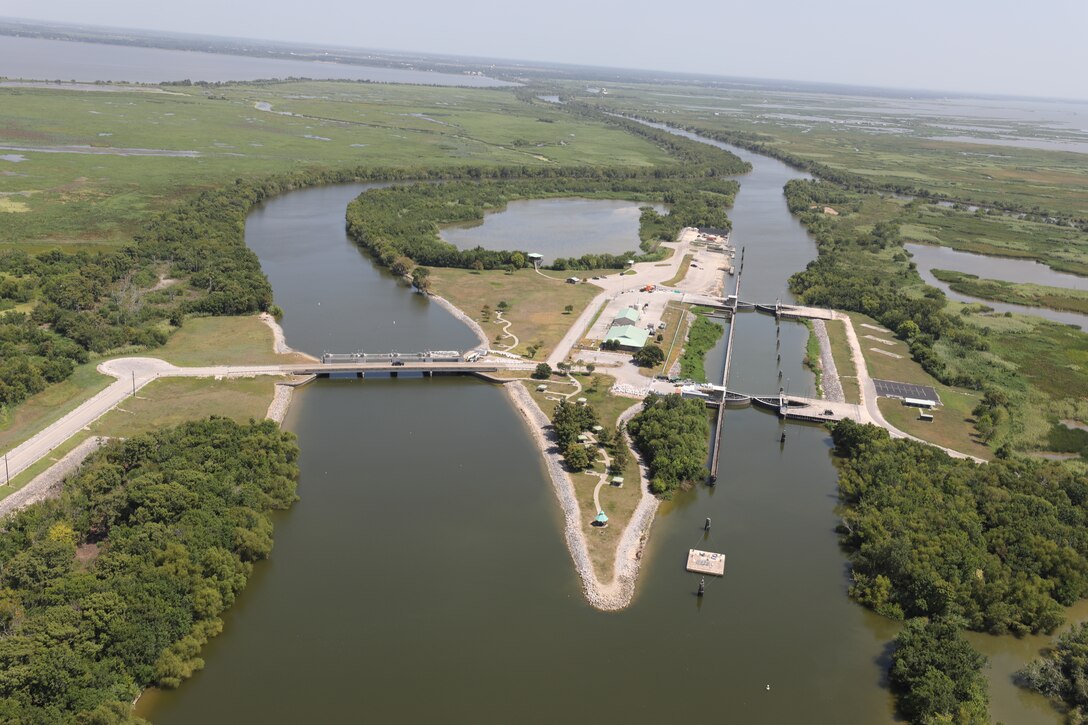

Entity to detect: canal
[141,137,1064,724]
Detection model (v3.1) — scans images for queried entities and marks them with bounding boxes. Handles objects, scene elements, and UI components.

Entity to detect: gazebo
[593,511,609,527]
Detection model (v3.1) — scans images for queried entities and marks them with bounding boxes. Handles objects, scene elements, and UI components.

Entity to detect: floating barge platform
[686,549,726,576]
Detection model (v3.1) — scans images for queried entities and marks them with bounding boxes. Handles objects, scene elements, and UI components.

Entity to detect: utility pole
[131,371,136,398]
[4,453,9,486]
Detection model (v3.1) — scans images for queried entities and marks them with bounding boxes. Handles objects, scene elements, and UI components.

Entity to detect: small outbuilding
[593,511,609,527]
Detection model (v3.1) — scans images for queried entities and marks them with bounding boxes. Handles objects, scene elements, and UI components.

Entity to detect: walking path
[492,310,519,351]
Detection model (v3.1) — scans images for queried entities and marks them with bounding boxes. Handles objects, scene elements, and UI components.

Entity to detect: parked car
[392,360,405,367]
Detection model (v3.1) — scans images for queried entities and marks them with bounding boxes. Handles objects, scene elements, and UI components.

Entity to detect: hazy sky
[11,0,1088,99]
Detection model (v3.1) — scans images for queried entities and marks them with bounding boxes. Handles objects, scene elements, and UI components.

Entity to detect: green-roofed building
[612,306,642,326]
[605,324,650,350]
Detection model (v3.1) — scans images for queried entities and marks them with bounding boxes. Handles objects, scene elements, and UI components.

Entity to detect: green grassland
[151,315,311,366]
[572,82,1088,218]
[1,81,673,246]
[87,376,280,439]
[931,269,1088,314]
[902,205,1088,276]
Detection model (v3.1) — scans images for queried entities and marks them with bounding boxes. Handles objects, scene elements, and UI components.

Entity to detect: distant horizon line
[1,14,1085,104]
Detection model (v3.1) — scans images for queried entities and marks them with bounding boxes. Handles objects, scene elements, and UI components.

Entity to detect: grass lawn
[847,312,989,458]
[527,374,643,581]
[89,377,281,439]
[430,268,601,359]
[663,254,694,287]
[0,362,111,452]
[825,319,861,404]
[153,315,310,366]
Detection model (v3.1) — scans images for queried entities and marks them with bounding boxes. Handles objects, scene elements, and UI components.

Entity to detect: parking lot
[873,379,941,404]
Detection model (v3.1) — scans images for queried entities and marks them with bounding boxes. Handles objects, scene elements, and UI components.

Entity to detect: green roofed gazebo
[595,511,609,524]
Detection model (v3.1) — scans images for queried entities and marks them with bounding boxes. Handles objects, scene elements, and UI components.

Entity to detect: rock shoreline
[812,318,844,403]
[504,381,658,611]
[429,293,490,350]
[0,437,107,519]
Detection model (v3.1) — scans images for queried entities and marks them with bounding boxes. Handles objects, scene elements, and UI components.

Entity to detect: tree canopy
[834,419,1088,635]
[0,418,299,723]
[626,394,710,495]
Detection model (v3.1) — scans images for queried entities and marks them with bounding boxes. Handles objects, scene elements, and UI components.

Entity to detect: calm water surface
[0,36,510,86]
[142,134,1067,723]
[439,198,665,265]
[906,242,1088,330]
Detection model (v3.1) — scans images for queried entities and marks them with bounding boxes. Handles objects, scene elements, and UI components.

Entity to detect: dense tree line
[890,616,989,724]
[1018,622,1088,723]
[626,394,709,494]
[345,175,738,273]
[833,420,1088,636]
[0,417,299,723]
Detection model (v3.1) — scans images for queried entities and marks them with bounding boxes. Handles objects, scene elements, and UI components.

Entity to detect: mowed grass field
[430,268,603,359]
[846,312,989,458]
[0,80,673,246]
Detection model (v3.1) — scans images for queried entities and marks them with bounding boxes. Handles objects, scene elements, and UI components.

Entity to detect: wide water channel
[142,142,1065,723]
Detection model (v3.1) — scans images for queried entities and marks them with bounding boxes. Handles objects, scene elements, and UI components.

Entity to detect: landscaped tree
[633,342,665,368]
[563,444,592,471]
[564,304,574,314]
[533,363,553,379]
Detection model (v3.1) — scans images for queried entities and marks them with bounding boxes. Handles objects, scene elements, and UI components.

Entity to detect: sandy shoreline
[504,381,658,611]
